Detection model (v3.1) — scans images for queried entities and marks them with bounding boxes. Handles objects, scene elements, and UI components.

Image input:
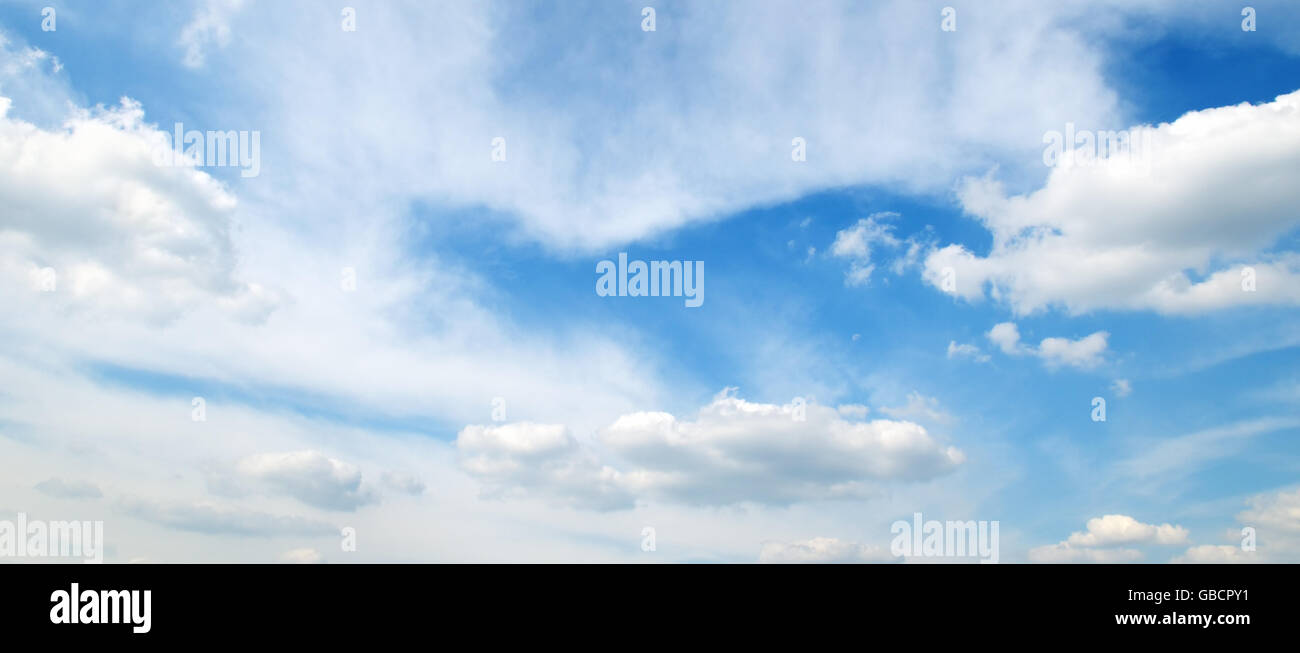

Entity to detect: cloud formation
[229,450,379,512]
[458,389,965,509]
[1030,514,1188,563]
[985,322,1109,369]
[0,95,279,325]
[925,90,1300,315]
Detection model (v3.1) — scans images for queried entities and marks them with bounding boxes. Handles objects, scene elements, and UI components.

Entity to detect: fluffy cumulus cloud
[1064,514,1189,547]
[457,389,965,509]
[0,95,279,325]
[759,537,899,563]
[985,322,1108,369]
[1030,514,1188,563]
[924,90,1300,315]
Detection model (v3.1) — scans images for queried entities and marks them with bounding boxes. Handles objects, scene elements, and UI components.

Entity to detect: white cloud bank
[925,89,1300,315]
[205,0,1132,252]
[457,389,965,509]
[0,96,279,325]
[1030,514,1188,563]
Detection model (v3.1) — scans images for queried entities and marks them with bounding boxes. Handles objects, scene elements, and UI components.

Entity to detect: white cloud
[1239,487,1300,537]
[457,389,965,509]
[0,96,279,325]
[228,451,378,512]
[1171,487,1300,563]
[456,422,634,511]
[602,389,965,506]
[178,0,247,68]
[1030,514,1187,563]
[1064,514,1189,547]
[985,322,1108,369]
[1111,378,1132,397]
[879,392,953,425]
[1236,487,1300,562]
[830,213,901,286]
[946,341,990,363]
[759,537,899,563]
[924,90,1300,315]
[1037,332,1109,370]
[0,34,71,125]
[987,322,1024,355]
[1171,545,1259,564]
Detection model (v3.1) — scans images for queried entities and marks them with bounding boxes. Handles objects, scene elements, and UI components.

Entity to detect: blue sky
[1,0,1299,563]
